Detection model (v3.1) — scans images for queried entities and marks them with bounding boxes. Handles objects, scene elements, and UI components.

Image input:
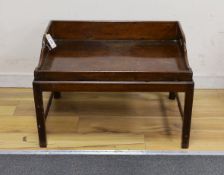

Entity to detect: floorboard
[0,88,223,150]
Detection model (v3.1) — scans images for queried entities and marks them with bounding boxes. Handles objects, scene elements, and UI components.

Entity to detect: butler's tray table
[33,21,194,148]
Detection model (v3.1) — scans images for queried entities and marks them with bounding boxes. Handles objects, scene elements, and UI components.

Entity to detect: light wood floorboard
[0,88,224,150]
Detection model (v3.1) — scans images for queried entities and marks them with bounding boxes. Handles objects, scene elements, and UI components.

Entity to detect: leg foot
[181,85,194,149]
[54,92,61,99]
[169,92,176,100]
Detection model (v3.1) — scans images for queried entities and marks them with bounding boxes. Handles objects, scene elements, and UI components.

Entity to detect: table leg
[33,84,47,147]
[169,92,176,100]
[54,92,61,99]
[182,86,194,148]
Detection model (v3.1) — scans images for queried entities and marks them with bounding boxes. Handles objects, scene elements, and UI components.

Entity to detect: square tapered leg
[169,92,176,100]
[53,92,61,99]
[33,84,47,147]
[182,85,194,148]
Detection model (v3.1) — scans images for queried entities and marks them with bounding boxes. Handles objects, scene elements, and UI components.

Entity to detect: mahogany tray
[33,21,194,148]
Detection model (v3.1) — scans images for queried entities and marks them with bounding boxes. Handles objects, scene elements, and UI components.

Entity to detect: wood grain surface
[0,88,223,150]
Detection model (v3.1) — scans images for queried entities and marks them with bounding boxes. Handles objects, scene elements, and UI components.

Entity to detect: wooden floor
[0,88,224,151]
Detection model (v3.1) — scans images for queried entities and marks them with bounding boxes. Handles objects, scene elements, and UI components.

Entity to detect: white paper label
[46,34,57,49]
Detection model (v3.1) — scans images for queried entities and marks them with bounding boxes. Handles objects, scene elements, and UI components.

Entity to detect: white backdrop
[0,0,224,88]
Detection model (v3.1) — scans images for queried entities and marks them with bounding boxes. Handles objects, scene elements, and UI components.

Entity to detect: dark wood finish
[169,92,176,100]
[49,21,179,40]
[33,21,194,148]
[53,92,61,99]
[182,85,194,148]
[33,81,193,92]
[33,84,47,147]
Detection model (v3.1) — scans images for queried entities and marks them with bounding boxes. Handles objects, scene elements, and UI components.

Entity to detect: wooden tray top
[35,21,193,81]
